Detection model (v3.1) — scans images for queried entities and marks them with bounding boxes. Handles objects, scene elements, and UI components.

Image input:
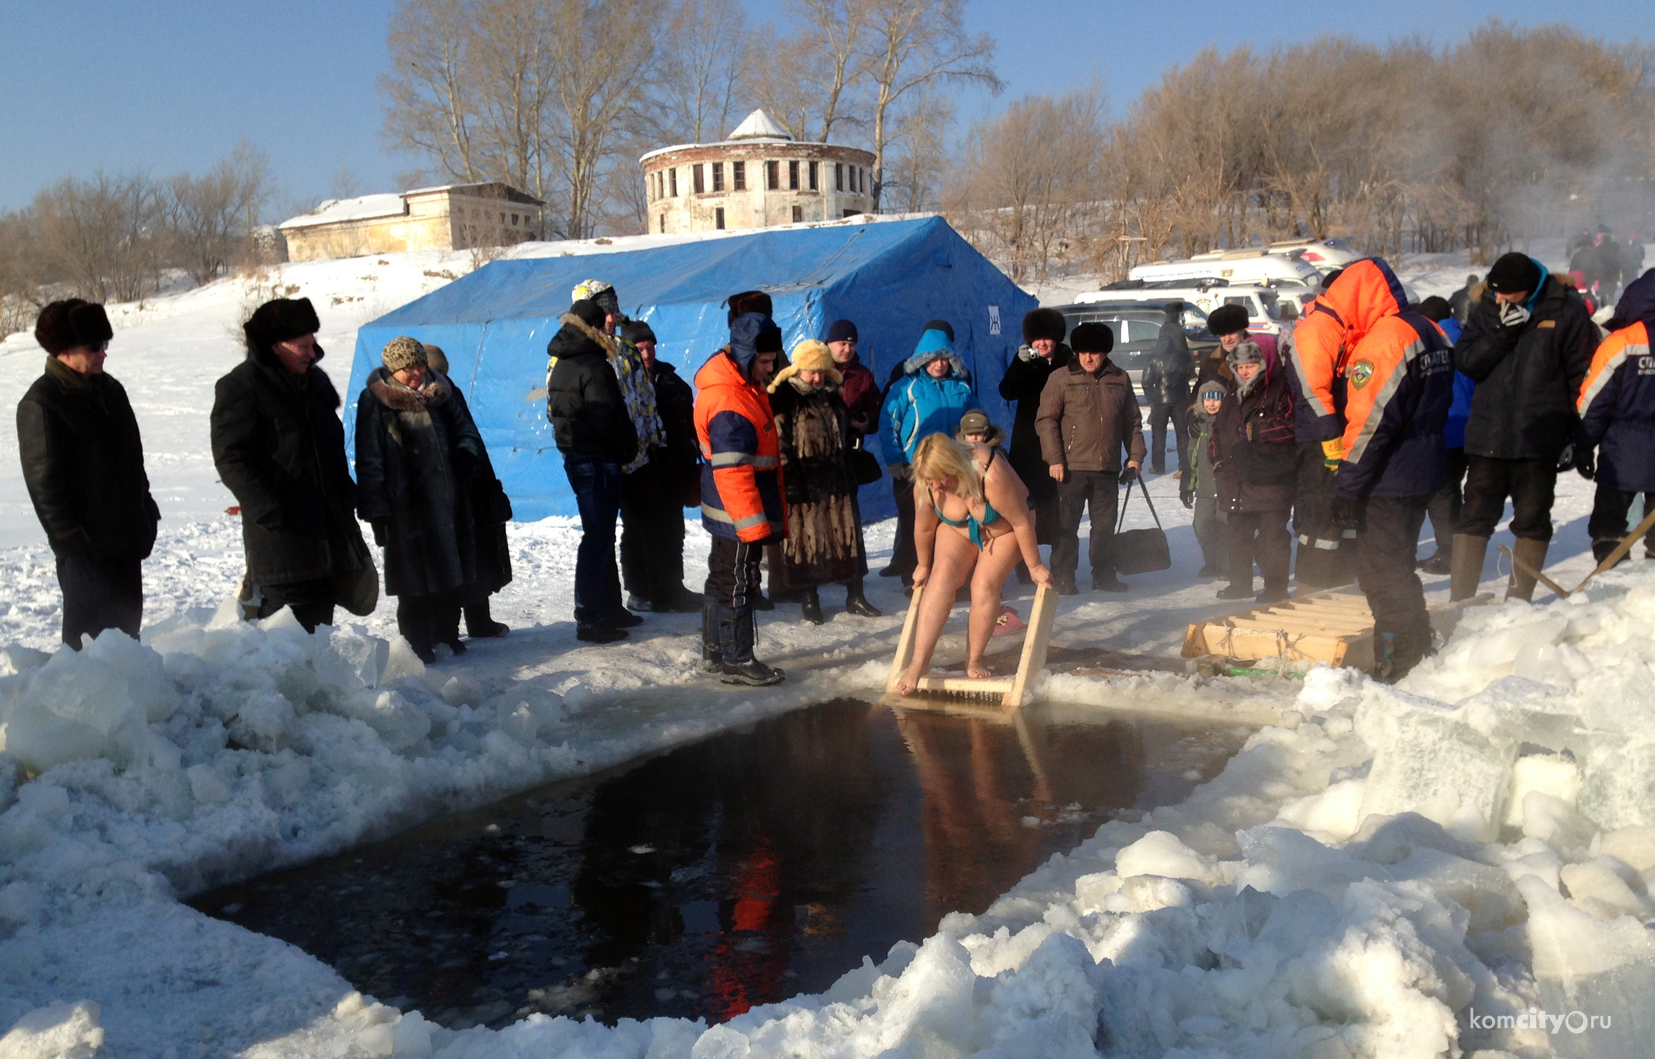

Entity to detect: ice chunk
[316,625,390,691]
[1521,792,1597,858]
[1350,812,1480,865]
[1560,860,1649,919]
[0,1000,103,1059]
[1518,875,1655,1057]
[2,649,152,773]
[1599,826,1655,872]
[1358,699,1515,843]
[83,631,176,722]
[380,637,426,685]
[186,764,233,807]
[1274,777,1367,842]
[390,1011,432,1057]
[1388,846,1524,934]
[1114,830,1225,886]
[1104,875,1194,913]
[1233,827,1374,898]
[1578,735,1655,832]
[1503,754,1581,828]
[228,690,296,753]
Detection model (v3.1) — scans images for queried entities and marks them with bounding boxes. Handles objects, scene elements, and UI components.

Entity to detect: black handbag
[1113,474,1172,575]
[849,441,883,486]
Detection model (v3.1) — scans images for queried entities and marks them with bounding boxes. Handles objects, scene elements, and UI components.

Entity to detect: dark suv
[1048,302,1218,388]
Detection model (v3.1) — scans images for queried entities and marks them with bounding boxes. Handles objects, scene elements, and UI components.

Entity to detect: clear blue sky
[3,0,1650,216]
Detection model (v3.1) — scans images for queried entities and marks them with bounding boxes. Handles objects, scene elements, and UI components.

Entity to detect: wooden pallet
[885,583,1057,711]
[1181,587,1376,671]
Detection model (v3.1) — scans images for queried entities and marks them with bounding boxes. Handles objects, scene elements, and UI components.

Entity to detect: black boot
[843,579,881,617]
[801,587,825,625]
[701,600,725,674]
[463,595,509,638]
[718,603,784,685]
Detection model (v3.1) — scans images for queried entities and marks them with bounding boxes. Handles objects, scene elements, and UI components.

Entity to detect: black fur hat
[1070,322,1114,354]
[726,290,773,324]
[1021,307,1067,345]
[244,297,321,359]
[35,299,113,355]
[1206,304,1250,337]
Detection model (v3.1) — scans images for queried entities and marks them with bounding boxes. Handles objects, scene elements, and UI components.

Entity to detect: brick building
[640,110,876,235]
[278,182,545,262]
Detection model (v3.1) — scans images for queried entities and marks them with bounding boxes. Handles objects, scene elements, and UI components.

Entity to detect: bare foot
[966,661,993,679]
[895,666,925,695]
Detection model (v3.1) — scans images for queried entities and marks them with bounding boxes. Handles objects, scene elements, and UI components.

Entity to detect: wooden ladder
[884,583,1058,711]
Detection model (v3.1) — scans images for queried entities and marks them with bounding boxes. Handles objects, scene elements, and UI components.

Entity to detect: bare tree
[860,0,1000,211]
[33,172,168,304]
[658,0,747,141]
[790,0,871,141]
[745,28,828,140]
[168,139,275,284]
[381,0,481,184]
[881,86,952,213]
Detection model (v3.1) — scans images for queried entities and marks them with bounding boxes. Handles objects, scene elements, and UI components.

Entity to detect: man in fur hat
[18,299,160,646]
[212,297,371,632]
[1000,308,1072,574]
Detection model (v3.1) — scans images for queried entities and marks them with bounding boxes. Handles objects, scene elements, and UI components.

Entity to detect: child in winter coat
[1213,340,1296,603]
[1179,380,1229,578]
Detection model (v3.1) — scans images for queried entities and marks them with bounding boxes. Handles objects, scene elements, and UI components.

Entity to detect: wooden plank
[1230,617,1371,635]
[1181,622,1212,658]
[1004,584,1056,711]
[1280,597,1372,614]
[885,582,926,696]
[912,676,1016,694]
[1198,625,1350,664]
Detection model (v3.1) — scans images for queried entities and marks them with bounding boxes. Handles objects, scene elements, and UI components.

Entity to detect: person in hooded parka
[355,336,486,661]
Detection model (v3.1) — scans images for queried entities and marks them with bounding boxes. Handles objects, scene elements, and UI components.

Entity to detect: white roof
[727,109,792,141]
[279,193,406,230]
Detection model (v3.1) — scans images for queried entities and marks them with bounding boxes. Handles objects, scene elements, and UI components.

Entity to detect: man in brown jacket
[1035,322,1145,594]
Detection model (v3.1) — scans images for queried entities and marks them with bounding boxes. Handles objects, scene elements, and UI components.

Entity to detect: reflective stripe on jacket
[694,348,786,543]
[1335,312,1455,500]
[1577,321,1655,492]
[1290,260,1411,445]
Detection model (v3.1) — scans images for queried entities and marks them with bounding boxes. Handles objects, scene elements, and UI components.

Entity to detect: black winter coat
[650,360,701,505]
[1214,367,1296,512]
[211,353,366,586]
[1142,343,1195,409]
[17,358,159,560]
[1455,275,1597,461]
[546,314,637,463]
[435,371,513,594]
[999,343,1072,498]
[355,369,484,599]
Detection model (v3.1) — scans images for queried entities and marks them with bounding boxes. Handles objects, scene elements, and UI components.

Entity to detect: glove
[1497,301,1531,328]
[888,461,911,482]
[1576,446,1596,481]
[1555,443,1575,474]
[1017,344,1040,362]
[1329,495,1357,532]
[1119,465,1138,486]
[1180,491,1194,510]
[1321,438,1344,471]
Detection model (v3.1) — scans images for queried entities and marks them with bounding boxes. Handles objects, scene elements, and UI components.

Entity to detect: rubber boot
[718,603,784,685]
[801,587,825,625]
[1507,538,1550,602]
[843,578,881,617]
[1591,539,1624,567]
[1449,533,1490,602]
[700,599,724,674]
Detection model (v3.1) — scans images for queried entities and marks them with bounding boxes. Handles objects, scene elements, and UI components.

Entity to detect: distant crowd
[18,251,1655,688]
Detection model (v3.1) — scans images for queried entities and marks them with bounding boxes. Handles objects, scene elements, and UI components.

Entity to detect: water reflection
[193,701,1242,1030]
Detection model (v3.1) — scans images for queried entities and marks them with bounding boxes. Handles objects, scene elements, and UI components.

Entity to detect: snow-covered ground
[2,240,1652,1057]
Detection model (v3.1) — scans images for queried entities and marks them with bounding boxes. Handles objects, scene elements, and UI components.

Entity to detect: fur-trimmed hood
[558,312,618,357]
[901,327,969,380]
[367,366,451,411]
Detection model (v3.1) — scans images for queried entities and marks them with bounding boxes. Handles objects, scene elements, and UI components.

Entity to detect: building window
[835,163,844,191]
[788,160,799,190]
[715,207,725,230]
[792,205,803,223]
[732,161,745,190]
[669,168,678,197]
[843,209,859,218]
[511,213,519,226]
[712,162,724,192]
[766,160,779,190]
[694,164,705,194]
[809,161,819,191]
[659,215,665,233]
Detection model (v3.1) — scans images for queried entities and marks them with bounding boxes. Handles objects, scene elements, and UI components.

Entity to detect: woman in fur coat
[356,336,486,661]
[768,340,881,624]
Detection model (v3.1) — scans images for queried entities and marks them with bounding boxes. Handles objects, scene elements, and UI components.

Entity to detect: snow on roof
[279,192,406,230]
[507,210,923,261]
[727,108,792,141]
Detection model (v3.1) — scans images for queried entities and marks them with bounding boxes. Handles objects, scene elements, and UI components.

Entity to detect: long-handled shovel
[1495,506,1655,600]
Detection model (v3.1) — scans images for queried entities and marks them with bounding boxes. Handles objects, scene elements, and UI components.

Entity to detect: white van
[1267,238,1363,275]
[1075,283,1300,335]
[1129,249,1321,288]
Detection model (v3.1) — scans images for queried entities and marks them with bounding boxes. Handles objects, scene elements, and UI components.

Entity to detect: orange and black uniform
[1293,259,1455,679]
[694,313,787,670]
[1576,269,1655,560]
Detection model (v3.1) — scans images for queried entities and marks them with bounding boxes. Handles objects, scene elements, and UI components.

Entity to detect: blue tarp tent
[345,216,1037,521]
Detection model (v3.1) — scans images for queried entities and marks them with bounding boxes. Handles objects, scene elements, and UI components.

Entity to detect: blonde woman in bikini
[894,433,1054,695]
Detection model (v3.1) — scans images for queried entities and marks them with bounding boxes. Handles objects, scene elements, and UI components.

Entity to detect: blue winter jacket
[1436,318,1477,450]
[880,329,973,465]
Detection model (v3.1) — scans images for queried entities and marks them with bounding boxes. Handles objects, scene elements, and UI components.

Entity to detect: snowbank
[5,566,1655,1055]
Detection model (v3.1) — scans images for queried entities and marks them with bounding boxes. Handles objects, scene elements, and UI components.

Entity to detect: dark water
[193,700,1245,1031]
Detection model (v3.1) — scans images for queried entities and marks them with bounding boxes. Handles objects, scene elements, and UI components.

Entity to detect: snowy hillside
[2,240,1653,1057]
